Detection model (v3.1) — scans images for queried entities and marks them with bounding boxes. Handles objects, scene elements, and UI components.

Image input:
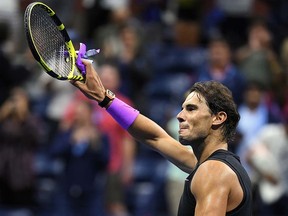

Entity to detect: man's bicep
[194,188,229,216]
[192,162,231,215]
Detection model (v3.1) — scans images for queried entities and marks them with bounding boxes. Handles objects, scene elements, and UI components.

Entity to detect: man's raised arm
[71,60,196,173]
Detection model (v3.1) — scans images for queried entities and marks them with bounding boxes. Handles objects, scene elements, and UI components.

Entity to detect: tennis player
[71,60,252,215]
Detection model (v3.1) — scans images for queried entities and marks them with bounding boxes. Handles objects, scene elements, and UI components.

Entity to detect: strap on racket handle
[76,43,87,75]
[76,43,100,75]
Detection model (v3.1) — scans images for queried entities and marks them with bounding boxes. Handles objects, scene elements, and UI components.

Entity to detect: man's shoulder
[194,159,237,185]
[195,150,242,181]
[191,160,236,197]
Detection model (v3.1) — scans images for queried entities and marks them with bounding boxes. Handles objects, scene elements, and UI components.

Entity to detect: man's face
[177,92,214,145]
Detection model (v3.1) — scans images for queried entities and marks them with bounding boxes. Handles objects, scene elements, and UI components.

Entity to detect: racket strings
[29,6,73,77]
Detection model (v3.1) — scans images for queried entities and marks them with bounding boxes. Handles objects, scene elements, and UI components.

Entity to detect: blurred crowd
[1,0,288,215]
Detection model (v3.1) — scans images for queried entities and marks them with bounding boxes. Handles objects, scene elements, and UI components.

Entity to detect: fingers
[81,59,94,72]
[81,59,94,65]
[81,59,96,78]
[70,80,84,89]
[72,59,95,87]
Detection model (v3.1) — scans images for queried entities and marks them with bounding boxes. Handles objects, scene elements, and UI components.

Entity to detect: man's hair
[188,81,240,143]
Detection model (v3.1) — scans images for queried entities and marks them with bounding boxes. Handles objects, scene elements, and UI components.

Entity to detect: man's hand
[71,59,106,102]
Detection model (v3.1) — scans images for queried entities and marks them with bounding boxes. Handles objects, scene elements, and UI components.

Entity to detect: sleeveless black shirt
[177,149,252,216]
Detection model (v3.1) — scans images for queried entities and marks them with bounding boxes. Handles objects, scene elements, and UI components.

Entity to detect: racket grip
[107,98,140,130]
[76,43,87,75]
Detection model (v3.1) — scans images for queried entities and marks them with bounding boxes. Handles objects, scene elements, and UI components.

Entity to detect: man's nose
[176,111,184,123]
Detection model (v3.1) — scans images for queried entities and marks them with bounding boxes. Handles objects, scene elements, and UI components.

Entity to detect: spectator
[235,81,282,177]
[0,87,45,216]
[94,20,151,108]
[50,100,109,216]
[246,119,288,216]
[64,63,136,216]
[197,37,246,105]
[113,22,151,106]
[235,20,283,93]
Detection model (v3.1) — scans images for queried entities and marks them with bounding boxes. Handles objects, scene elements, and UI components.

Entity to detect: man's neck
[192,139,228,164]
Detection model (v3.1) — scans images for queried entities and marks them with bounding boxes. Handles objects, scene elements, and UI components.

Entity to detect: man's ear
[212,111,227,126]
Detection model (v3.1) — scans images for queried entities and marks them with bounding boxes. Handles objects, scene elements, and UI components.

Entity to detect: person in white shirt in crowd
[246,117,288,216]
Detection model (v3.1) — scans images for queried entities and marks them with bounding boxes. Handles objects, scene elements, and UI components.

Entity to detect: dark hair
[188,81,240,143]
[208,37,229,47]
[247,18,268,34]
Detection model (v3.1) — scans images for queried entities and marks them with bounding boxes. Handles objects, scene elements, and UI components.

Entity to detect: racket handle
[76,43,87,75]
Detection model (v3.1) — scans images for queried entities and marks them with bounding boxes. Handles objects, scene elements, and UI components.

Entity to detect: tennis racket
[24,2,99,81]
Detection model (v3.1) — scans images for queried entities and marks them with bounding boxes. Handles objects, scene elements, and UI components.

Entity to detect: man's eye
[186,106,196,111]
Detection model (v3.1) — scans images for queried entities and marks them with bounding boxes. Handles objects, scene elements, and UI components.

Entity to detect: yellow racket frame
[24,2,84,81]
